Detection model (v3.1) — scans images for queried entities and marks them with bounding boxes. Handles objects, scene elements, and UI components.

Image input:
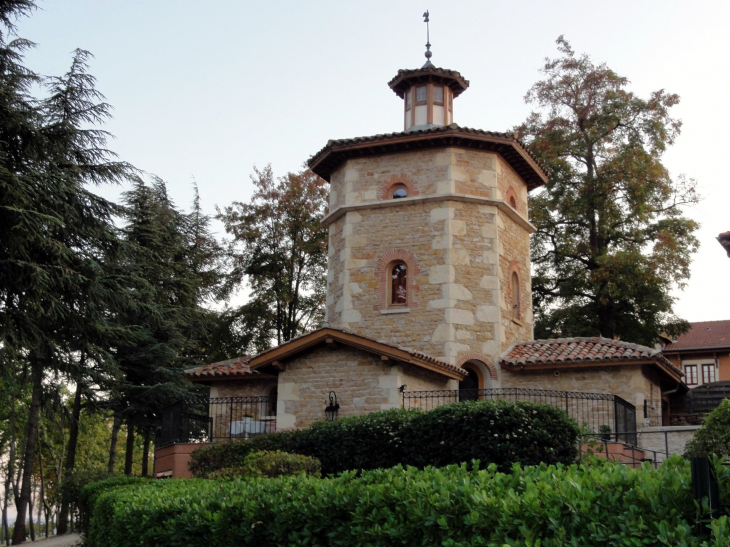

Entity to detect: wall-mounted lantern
[325,391,340,421]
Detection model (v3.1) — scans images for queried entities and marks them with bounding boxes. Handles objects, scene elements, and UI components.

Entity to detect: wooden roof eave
[309,130,547,190]
[248,329,466,380]
[501,359,682,383]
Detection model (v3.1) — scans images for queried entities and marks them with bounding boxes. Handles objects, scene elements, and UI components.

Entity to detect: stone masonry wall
[325,147,533,373]
[502,365,666,426]
[276,345,450,429]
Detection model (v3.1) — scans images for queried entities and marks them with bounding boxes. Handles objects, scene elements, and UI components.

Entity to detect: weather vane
[423,10,432,66]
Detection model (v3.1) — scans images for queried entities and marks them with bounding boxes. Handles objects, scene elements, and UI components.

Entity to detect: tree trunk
[57,380,82,534]
[28,477,34,541]
[107,414,121,474]
[141,429,151,477]
[124,423,135,476]
[11,362,42,545]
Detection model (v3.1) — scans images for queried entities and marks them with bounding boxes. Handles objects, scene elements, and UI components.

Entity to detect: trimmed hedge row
[87,456,730,546]
[190,400,580,476]
[78,475,152,533]
[208,450,321,479]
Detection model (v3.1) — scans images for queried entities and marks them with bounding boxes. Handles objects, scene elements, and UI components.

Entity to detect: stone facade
[275,344,452,429]
[637,426,699,463]
[324,147,534,380]
[502,365,670,425]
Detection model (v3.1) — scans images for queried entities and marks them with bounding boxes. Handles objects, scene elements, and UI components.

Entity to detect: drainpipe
[662,382,682,397]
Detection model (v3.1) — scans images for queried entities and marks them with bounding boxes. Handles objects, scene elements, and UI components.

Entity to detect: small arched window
[390,183,408,199]
[509,195,517,209]
[389,261,407,305]
[511,271,520,320]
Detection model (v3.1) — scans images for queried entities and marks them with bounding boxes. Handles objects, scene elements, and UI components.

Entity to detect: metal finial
[423,10,432,66]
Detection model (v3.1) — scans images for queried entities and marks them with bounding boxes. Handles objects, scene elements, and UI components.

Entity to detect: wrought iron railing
[402,388,638,445]
[158,396,276,447]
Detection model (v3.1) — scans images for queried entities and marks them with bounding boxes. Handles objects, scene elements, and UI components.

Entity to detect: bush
[78,475,152,533]
[208,450,321,480]
[58,468,111,516]
[190,400,579,477]
[85,456,730,546]
[685,399,730,458]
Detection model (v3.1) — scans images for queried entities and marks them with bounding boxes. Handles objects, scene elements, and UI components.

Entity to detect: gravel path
[17,533,82,546]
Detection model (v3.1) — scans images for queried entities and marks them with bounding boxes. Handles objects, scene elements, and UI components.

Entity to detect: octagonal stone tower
[308,62,547,384]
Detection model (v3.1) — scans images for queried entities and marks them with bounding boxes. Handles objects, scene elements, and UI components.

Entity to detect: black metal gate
[614,395,637,445]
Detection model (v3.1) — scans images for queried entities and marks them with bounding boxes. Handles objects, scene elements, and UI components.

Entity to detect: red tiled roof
[184,355,254,379]
[387,65,470,98]
[500,337,681,378]
[307,124,548,190]
[663,320,730,352]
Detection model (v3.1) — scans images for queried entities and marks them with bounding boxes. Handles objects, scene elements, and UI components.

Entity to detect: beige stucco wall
[275,345,451,429]
[325,147,533,373]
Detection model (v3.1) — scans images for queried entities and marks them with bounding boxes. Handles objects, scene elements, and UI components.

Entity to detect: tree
[217,165,328,351]
[0,20,133,538]
[516,37,699,346]
[110,178,223,475]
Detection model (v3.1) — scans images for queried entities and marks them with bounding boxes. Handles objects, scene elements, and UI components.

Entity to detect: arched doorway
[459,362,485,401]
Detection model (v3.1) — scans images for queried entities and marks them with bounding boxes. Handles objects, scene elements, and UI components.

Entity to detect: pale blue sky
[16,0,730,322]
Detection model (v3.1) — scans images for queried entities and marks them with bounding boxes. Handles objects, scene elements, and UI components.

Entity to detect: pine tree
[0,19,135,538]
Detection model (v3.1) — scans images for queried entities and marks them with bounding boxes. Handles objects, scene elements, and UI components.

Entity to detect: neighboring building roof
[184,355,255,381]
[249,327,467,380]
[307,123,548,191]
[387,65,470,98]
[500,337,682,381]
[718,231,730,257]
[663,320,730,353]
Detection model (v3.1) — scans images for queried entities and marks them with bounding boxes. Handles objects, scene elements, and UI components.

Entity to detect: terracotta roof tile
[663,320,730,352]
[307,123,548,190]
[387,66,470,98]
[500,337,681,377]
[184,355,254,379]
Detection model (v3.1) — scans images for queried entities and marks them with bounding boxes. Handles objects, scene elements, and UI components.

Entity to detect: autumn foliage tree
[517,37,699,345]
[217,165,328,351]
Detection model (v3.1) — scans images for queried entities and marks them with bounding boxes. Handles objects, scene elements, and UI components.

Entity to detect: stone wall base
[636,426,700,463]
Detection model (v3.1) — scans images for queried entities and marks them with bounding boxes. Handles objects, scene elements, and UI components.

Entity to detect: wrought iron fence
[158,396,276,447]
[402,388,638,445]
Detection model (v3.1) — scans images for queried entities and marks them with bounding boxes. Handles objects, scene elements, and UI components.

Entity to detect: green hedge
[686,399,730,458]
[86,456,730,546]
[78,475,152,533]
[190,400,580,477]
[208,450,321,479]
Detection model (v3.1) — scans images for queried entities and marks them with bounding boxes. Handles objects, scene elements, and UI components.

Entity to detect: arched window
[509,195,517,209]
[389,261,407,305]
[511,271,520,320]
[390,183,408,199]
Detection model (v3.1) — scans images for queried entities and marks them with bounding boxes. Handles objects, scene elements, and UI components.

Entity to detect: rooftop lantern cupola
[387,11,469,132]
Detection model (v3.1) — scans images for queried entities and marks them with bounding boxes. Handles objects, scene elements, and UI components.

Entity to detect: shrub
[190,400,579,477]
[685,399,730,458]
[85,456,730,547]
[208,450,321,480]
[78,475,152,533]
[58,468,111,516]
